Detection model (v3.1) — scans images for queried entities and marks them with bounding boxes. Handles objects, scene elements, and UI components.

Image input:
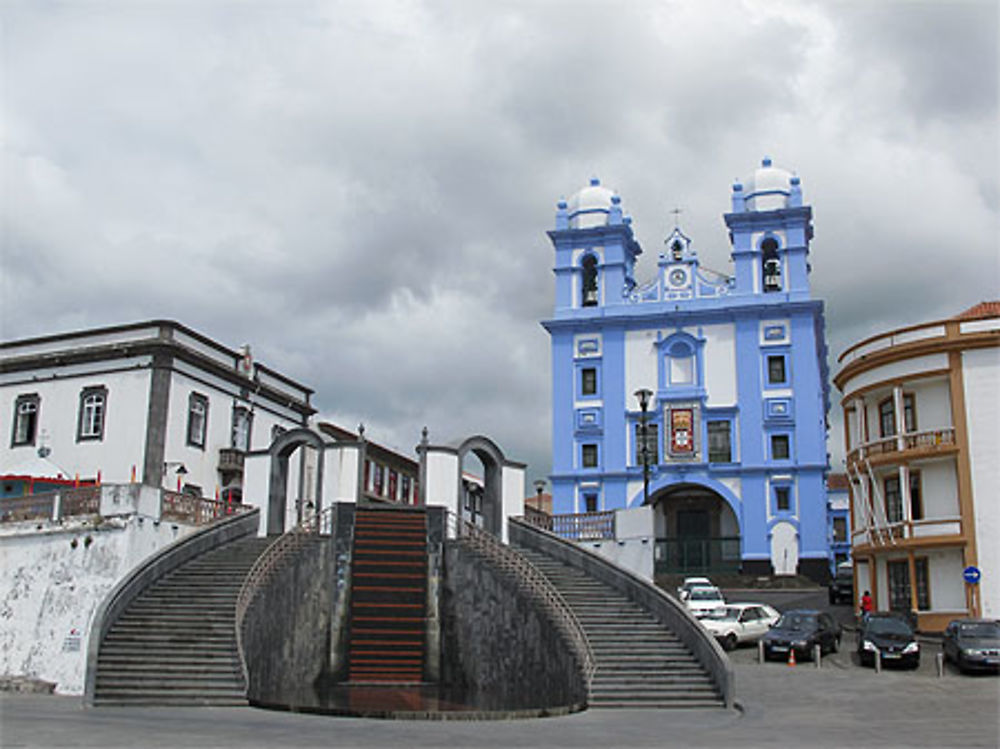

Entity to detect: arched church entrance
[651,483,741,576]
[456,435,505,537]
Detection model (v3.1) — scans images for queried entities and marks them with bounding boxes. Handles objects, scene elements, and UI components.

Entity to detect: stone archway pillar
[320,443,363,508]
[500,463,525,543]
[243,451,271,537]
[419,445,461,517]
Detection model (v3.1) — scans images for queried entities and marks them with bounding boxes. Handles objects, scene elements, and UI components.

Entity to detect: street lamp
[533,478,547,512]
[634,388,653,505]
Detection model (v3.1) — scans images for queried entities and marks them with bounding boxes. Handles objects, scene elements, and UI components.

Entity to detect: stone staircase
[93,535,270,706]
[347,508,428,683]
[516,548,724,708]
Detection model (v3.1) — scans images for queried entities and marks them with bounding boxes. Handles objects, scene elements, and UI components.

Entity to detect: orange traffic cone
[787,648,796,667]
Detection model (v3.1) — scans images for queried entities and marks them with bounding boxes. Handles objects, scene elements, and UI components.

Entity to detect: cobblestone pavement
[2,660,997,749]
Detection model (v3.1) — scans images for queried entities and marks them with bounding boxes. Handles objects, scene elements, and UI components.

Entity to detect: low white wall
[0,516,196,694]
[424,450,459,516]
[243,453,270,537]
[578,506,654,580]
[322,444,360,506]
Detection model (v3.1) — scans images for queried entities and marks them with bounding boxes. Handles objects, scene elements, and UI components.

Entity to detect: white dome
[567,177,617,228]
[742,157,795,211]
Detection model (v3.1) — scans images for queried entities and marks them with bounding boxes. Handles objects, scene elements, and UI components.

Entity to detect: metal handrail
[445,512,596,687]
[234,507,335,691]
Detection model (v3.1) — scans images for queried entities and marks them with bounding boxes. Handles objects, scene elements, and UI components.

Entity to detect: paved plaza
[2,660,997,749]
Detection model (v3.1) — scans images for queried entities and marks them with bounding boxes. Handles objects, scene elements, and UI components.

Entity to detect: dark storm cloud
[2,0,997,482]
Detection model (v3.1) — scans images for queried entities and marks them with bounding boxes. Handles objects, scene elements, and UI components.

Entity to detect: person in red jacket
[861,590,873,621]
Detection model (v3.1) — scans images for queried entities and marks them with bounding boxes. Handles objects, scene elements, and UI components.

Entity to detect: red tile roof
[827,472,849,491]
[954,301,1000,320]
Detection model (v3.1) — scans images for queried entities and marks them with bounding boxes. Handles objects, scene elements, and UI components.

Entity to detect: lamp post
[634,388,653,505]
[533,478,546,512]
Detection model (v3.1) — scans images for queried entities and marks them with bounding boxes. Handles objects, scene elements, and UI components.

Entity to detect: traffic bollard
[875,649,881,673]
[758,640,765,664]
[813,644,821,668]
[936,652,944,678]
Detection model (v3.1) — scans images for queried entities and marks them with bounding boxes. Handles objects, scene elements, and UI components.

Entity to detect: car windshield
[706,607,740,621]
[689,589,722,601]
[775,613,816,631]
[868,617,912,635]
[958,622,1000,638]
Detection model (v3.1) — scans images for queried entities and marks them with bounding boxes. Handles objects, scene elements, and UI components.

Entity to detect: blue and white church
[542,158,831,581]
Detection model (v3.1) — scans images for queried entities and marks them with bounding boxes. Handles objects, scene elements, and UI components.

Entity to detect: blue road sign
[963,566,981,584]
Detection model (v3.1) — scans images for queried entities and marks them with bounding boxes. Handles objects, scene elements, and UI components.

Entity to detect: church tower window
[581,255,599,307]
[761,237,781,292]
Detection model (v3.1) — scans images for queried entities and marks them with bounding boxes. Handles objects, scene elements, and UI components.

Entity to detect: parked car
[828,561,853,605]
[676,576,713,601]
[857,612,920,669]
[761,609,841,661]
[942,619,1000,674]
[700,603,781,651]
[684,586,726,618]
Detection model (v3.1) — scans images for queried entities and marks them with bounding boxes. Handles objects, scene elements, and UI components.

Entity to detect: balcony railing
[847,427,956,466]
[218,448,245,474]
[161,492,241,525]
[654,536,742,575]
[0,486,101,524]
[549,510,616,541]
[853,516,962,546]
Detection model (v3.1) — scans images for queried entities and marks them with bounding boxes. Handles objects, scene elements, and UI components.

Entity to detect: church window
[187,393,208,449]
[770,434,790,460]
[77,386,107,441]
[11,394,39,447]
[581,255,599,307]
[581,443,598,468]
[667,340,695,386]
[775,486,791,512]
[584,493,598,513]
[761,237,781,292]
[581,367,598,396]
[707,421,732,463]
[832,517,847,543]
[633,422,659,465]
[766,355,787,385]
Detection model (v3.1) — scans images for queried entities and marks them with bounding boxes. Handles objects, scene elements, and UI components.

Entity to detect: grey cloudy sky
[2,0,997,486]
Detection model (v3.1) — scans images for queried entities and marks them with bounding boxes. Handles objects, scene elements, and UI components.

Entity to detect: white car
[684,586,726,618]
[676,576,713,601]
[701,603,781,650]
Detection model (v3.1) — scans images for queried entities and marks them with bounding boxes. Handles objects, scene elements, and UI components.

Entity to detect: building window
[77,386,107,441]
[231,406,253,451]
[770,434,790,460]
[400,474,411,504]
[915,557,931,611]
[832,516,847,543]
[775,486,791,512]
[666,340,695,386]
[581,254,598,307]
[887,560,911,612]
[581,443,598,468]
[580,367,598,397]
[909,471,923,520]
[634,422,659,466]
[884,471,922,523]
[761,237,781,292]
[11,394,39,447]
[766,355,787,385]
[879,394,916,438]
[584,493,598,513]
[186,393,208,449]
[388,470,398,501]
[373,463,385,496]
[707,421,731,463]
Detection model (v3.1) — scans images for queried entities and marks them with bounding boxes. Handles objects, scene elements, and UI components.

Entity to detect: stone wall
[440,541,586,712]
[0,515,196,694]
[241,536,335,705]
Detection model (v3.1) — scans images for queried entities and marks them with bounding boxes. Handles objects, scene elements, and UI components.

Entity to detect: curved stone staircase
[93,536,270,706]
[515,547,725,708]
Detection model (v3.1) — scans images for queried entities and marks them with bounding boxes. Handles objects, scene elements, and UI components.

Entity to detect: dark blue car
[943,619,1000,674]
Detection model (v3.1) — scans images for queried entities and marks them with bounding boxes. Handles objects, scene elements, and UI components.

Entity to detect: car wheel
[723,633,737,652]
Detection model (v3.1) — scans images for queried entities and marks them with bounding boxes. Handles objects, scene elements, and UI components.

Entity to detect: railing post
[936,651,944,678]
[813,644,821,668]
[874,649,881,673]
